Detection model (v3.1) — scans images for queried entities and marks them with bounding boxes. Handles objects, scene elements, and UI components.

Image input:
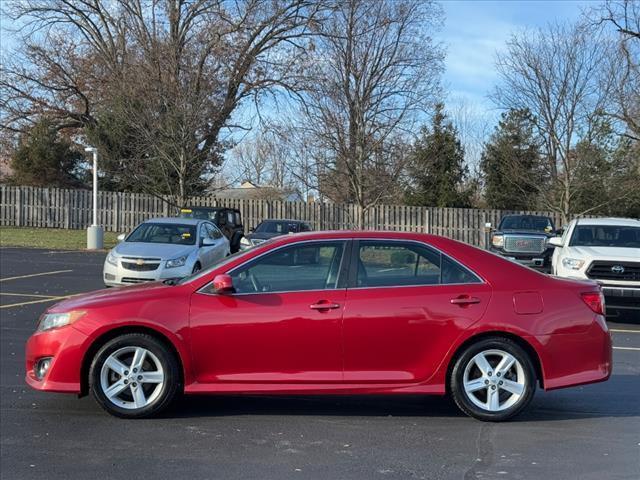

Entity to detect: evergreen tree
[571,122,640,218]
[405,104,472,207]
[480,109,542,210]
[9,120,84,188]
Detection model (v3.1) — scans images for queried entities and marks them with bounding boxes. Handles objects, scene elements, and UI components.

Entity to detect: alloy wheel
[99,346,165,410]
[462,349,526,412]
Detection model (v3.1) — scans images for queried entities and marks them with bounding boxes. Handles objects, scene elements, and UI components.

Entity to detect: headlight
[37,311,86,332]
[165,256,187,268]
[562,257,585,270]
[240,237,251,246]
[491,235,504,248]
[106,252,118,266]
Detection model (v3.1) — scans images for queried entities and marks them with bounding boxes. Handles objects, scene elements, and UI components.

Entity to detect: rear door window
[356,241,481,288]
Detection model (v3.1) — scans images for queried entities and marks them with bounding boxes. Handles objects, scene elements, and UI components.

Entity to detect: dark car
[488,214,556,271]
[179,207,244,253]
[240,219,312,249]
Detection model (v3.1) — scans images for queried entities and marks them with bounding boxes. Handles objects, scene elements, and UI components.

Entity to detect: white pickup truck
[549,217,640,320]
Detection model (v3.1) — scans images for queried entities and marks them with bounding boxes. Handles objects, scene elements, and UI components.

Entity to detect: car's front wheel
[450,337,536,422]
[89,333,181,418]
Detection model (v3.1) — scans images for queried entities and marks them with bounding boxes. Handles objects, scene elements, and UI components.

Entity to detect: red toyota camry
[25,231,611,421]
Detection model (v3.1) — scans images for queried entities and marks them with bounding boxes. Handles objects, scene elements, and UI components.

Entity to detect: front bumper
[25,325,90,393]
[600,285,640,312]
[490,248,551,270]
[103,258,193,287]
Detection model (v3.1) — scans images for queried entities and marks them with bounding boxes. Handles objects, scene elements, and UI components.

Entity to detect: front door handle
[450,296,481,306]
[310,301,341,311]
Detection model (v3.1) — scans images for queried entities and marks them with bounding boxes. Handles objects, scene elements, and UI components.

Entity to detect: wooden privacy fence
[0,185,568,249]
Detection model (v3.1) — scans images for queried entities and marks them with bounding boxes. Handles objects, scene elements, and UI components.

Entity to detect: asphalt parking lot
[1,247,639,480]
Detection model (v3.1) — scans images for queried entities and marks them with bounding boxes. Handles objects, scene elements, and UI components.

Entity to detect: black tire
[449,337,536,422]
[89,333,181,418]
[192,262,201,274]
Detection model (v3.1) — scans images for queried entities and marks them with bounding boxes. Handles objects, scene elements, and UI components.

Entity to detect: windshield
[255,221,300,234]
[127,223,197,245]
[499,216,554,232]
[179,208,218,221]
[569,225,640,248]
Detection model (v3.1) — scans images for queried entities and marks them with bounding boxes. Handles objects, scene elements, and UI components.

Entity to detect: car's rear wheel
[450,337,536,422]
[89,333,181,418]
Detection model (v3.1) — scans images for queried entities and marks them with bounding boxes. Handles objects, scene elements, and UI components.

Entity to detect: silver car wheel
[100,346,165,410]
[462,349,526,412]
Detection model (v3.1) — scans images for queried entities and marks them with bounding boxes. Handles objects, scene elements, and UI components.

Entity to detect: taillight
[581,291,605,315]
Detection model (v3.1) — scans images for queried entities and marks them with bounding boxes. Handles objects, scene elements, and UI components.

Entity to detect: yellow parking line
[0,292,61,299]
[0,270,73,282]
[613,347,640,351]
[0,295,71,309]
[610,329,640,334]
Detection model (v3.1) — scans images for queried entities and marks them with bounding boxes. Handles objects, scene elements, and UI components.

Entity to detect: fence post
[16,187,22,227]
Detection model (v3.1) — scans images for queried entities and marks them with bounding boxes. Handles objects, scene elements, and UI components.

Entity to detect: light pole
[85,146,104,249]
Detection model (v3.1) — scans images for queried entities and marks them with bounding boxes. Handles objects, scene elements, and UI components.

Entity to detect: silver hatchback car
[103,217,230,287]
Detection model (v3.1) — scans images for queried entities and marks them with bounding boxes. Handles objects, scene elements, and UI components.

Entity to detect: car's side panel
[188,289,346,383]
[342,283,492,382]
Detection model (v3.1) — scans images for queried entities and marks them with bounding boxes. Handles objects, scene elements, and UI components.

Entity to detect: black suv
[179,207,244,253]
[489,214,556,271]
[241,219,312,249]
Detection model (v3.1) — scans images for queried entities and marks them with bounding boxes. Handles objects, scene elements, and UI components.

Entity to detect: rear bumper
[530,317,612,391]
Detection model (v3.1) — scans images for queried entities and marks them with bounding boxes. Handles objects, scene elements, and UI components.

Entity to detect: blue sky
[441,0,587,109]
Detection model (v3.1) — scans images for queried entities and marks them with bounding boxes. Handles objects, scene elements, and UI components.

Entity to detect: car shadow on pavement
[169,394,460,419]
[163,373,639,421]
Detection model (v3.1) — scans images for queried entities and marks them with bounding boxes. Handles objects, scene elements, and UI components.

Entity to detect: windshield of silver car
[126,223,197,245]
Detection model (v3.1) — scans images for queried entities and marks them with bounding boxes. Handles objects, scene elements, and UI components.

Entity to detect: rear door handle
[310,301,341,310]
[450,296,481,306]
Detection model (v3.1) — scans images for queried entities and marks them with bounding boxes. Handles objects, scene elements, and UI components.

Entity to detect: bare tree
[492,22,613,222]
[590,0,640,140]
[290,0,443,227]
[447,96,493,169]
[227,126,294,189]
[0,0,322,205]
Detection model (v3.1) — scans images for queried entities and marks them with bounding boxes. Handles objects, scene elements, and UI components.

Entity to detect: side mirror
[484,222,492,233]
[213,274,234,294]
[117,233,126,242]
[202,237,215,246]
[548,237,564,248]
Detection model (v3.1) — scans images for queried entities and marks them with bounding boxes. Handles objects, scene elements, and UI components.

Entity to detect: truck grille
[121,257,161,272]
[587,261,640,282]
[503,236,546,254]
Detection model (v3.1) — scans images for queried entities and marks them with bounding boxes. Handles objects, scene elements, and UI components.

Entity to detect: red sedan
[25,231,611,421]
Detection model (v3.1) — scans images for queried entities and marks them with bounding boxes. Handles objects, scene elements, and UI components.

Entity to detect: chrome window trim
[196,236,485,296]
[196,238,350,296]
